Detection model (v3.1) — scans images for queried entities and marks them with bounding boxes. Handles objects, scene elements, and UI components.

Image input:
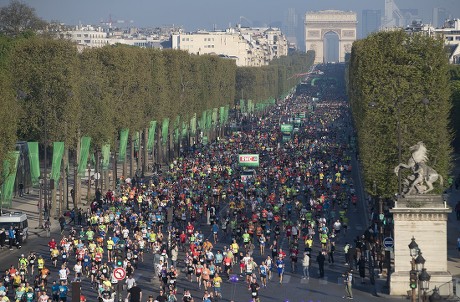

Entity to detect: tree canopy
[348,30,452,197]
[0,0,46,37]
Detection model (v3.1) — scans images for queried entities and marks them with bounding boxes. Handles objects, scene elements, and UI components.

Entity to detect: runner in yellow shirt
[106,237,114,262]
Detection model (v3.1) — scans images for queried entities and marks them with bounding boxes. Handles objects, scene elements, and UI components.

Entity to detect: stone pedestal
[390,195,452,296]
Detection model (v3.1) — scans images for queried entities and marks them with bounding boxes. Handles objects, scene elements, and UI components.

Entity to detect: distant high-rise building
[284,8,299,50]
[433,7,448,28]
[362,9,381,38]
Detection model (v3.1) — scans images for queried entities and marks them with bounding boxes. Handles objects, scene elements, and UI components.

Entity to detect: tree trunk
[63,146,69,210]
[51,184,56,219]
[95,149,100,191]
[143,127,148,175]
[74,136,81,210]
[86,162,91,204]
[130,135,134,177]
[59,170,64,217]
[113,150,117,191]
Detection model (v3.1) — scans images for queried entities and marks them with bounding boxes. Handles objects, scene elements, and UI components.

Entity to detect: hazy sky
[4,0,460,31]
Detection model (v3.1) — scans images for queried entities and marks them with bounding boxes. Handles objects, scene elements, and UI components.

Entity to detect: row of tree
[450,65,460,151]
[347,30,452,198]
[0,34,314,209]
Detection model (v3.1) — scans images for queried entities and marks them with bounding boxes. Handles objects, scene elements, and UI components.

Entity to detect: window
[77,34,81,37]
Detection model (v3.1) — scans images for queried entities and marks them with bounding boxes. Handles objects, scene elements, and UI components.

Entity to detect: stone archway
[305,10,357,64]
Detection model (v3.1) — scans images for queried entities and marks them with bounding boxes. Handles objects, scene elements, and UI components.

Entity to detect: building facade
[362,9,381,38]
[405,19,460,64]
[171,26,288,67]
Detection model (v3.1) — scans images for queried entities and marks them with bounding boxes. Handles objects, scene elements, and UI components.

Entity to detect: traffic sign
[113,267,126,281]
[383,237,394,248]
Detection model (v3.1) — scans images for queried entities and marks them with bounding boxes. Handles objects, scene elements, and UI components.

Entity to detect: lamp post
[408,237,431,302]
[419,268,431,302]
[409,237,419,302]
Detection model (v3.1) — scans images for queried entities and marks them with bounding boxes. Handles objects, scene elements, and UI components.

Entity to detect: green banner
[50,142,64,186]
[200,111,206,130]
[224,105,229,122]
[78,136,91,175]
[181,120,188,140]
[174,115,180,143]
[161,118,169,145]
[118,129,129,162]
[240,99,246,113]
[212,108,218,125]
[202,136,208,145]
[147,121,157,152]
[219,107,225,124]
[1,151,19,207]
[101,144,110,170]
[27,142,40,186]
[206,109,212,129]
[133,131,140,152]
[190,114,197,135]
[281,124,293,133]
[247,100,253,113]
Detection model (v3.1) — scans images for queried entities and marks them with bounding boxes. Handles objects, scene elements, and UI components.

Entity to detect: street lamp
[415,252,425,271]
[408,237,431,302]
[409,237,419,302]
[409,237,419,257]
[419,268,431,302]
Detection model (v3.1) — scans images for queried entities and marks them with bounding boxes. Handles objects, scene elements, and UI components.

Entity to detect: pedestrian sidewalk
[4,188,58,239]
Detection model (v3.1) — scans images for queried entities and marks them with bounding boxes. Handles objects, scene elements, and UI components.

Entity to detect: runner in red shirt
[186,222,194,237]
[48,238,57,250]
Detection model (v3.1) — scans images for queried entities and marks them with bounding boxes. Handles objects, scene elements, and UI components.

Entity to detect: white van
[0,212,29,241]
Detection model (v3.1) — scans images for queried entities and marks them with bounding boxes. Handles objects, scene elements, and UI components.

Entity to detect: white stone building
[59,25,110,48]
[405,19,460,64]
[171,26,288,67]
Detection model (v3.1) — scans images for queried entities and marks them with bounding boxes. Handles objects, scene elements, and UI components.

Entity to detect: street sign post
[113,267,126,281]
[383,237,394,249]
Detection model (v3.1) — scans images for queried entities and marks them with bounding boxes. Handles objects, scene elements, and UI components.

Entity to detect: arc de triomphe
[305,10,357,64]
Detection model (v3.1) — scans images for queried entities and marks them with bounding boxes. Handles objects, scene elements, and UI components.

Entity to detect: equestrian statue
[394,141,443,195]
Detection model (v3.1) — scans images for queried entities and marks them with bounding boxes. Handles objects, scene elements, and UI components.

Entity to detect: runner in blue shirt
[276,258,285,284]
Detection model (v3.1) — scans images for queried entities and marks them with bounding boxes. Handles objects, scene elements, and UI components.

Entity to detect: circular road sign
[383,237,394,248]
[113,267,126,281]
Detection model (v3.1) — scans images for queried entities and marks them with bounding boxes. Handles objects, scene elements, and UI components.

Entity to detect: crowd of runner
[0,67,385,302]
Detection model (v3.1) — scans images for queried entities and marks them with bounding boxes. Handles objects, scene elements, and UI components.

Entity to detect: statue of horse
[394,141,443,195]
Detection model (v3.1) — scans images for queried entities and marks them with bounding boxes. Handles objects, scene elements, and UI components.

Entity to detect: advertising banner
[238,154,259,167]
[27,142,40,186]
[281,124,293,133]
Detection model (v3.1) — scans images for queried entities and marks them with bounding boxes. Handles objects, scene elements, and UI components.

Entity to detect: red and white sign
[238,154,259,167]
[239,155,257,162]
[113,267,126,281]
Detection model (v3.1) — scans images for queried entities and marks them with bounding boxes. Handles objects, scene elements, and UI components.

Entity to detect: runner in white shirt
[59,265,69,284]
[74,261,83,281]
[38,291,50,302]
